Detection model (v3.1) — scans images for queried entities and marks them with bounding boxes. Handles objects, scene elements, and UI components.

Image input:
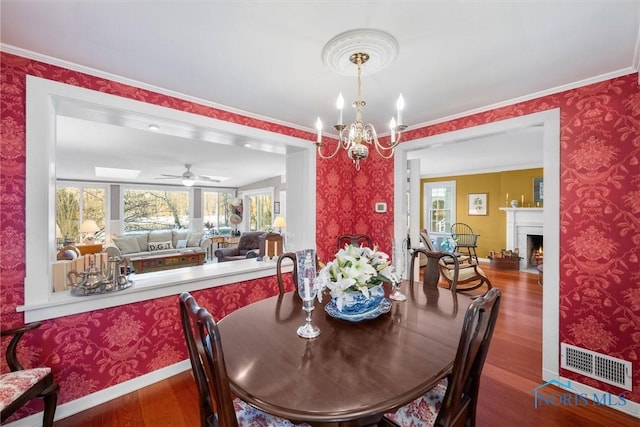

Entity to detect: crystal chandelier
[315,51,407,170]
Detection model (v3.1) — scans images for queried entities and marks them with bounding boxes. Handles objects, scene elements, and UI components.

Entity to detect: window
[242,188,274,232]
[203,190,234,235]
[56,183,107,243]
[123,187,190,231]
[423,181,456,233]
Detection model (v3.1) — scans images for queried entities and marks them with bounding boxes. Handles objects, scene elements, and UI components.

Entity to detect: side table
[75,243,103,255]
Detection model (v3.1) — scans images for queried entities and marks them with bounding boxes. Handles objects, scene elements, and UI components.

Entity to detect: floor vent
[561,343,632,391]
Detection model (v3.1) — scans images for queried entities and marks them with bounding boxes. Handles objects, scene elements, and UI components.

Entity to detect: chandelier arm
[364,123,401,159]
[316,139,344,159]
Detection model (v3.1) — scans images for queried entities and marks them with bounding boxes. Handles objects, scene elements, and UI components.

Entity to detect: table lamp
[79,219,100,243]
[272,216,286,234]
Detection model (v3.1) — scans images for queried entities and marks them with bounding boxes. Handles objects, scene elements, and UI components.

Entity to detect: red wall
[2,50,639,421]
[315,75,640,402]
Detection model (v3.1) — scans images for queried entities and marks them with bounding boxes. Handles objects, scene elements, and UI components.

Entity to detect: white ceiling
[2,1,639,184]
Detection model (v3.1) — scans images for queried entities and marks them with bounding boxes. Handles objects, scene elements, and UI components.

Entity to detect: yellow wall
[421,168,543,258]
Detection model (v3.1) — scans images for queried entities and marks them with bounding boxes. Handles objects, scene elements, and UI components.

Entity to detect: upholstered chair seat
[0,368,52,410]
[234,398,310,426]
[384,379,448,426]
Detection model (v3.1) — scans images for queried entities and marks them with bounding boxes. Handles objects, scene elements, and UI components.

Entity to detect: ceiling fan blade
[196,175,221,183]
[158,174,182,178]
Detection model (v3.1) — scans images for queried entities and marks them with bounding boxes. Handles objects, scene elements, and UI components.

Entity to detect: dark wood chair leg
[41,381,59,427]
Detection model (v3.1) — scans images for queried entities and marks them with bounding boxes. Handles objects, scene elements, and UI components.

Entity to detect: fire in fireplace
[527,234,543,268]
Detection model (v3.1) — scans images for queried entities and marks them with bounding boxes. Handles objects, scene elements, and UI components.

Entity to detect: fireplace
[499,207,543,271]
[527,234,543,268]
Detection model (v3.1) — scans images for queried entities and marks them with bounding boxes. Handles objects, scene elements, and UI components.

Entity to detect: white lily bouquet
[316,244,394,311]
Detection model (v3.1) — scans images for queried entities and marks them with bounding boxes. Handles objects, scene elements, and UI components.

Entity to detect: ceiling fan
[155,164,221,187]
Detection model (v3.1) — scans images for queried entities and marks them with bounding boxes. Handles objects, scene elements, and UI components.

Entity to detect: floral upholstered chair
[1,322,59,426]
[179,292,311,427]
[383,288,501,427]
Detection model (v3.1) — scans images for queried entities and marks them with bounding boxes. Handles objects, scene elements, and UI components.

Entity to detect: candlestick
[521,195,525,206]
[303,278,311,300]
[389,118,396,143]
[315,118,322,143]
[336,93,344,125]
[396,94,404,125]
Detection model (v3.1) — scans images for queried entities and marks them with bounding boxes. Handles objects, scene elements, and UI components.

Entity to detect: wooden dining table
[217,281,470,426]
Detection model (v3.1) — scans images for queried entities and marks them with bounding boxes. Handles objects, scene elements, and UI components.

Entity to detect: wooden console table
[129,251,206,274]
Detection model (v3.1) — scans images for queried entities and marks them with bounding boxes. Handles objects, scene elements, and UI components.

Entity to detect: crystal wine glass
[296,249,320,338]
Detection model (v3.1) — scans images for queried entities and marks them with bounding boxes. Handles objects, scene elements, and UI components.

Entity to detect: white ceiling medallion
[322,29,399,76]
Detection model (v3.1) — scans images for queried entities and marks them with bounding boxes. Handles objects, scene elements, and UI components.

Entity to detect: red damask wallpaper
[316,74,640,402]
[1,49,639,423]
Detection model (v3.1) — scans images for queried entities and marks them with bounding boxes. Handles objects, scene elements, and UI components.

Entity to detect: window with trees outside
[424,181,456,234]
[56,184,107,243]
[246,192,273,232]
[203,190,235,235]
[123,188,190,232]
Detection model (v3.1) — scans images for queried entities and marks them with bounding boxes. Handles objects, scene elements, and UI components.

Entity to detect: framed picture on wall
[533,177,544,205]
[274,202,280,214]
[468,193,488,216]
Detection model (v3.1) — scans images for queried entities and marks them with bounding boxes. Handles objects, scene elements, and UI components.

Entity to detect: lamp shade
[273,216,286,228]
[79,219,100,233]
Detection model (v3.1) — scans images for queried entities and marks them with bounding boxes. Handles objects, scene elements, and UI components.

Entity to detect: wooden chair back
[337,234,372,250]
[276,252,298,295]
[450,223,479,262]
[435,288,501,427]
[179,292,238,427]
[409,248,459,293]
[1,322,59,426]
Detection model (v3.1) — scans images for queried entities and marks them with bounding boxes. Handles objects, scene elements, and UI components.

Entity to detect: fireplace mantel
[499,208,543,270]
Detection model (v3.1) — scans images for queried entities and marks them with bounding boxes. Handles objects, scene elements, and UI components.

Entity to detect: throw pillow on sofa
[172,230,188,248]
[112,236,141,254]
[186,232,204,248]
[148,241,173,251]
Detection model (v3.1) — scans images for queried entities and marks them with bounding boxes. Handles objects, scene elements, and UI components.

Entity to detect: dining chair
[178,292,310,427]
[450,223,479,263]
[337,234,372,250]
[409,248,460,294]
[1,322,59,426]
[383,287,502,427]
[276,252,298,295]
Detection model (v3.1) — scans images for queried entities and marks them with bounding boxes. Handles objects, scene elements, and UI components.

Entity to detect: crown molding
[0,43,312,134]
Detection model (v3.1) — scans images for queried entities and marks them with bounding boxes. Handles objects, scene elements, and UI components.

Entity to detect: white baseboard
[4,360,191,426]
[541,371,640,419]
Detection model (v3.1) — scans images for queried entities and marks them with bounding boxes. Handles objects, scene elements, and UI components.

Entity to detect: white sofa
[104,229,211,259]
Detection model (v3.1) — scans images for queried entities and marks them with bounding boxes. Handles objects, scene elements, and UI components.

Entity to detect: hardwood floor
[54,265,638,426]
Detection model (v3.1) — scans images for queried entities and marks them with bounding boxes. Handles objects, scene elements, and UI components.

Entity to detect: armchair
[1,322,59,426]
[214,231,265,262]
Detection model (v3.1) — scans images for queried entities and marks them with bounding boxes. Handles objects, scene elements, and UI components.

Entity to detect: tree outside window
[56,185,106,243]
[123,188,189,231]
